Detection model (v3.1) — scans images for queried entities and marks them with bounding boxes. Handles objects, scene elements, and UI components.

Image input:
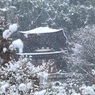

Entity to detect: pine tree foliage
[0,0,94,33]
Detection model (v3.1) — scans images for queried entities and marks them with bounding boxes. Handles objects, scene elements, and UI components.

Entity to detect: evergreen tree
[0,15,15,65]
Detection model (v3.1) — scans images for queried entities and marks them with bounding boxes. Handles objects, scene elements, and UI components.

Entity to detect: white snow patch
[37,70,48,80]
[9,44,14,51]
[9,39,23,53]
[2,23,18,39]
[72,43,82,55]
[9,23,18,33]
[80,86,95,95]
[19,83,26,91]
[0,8,7,12]
[3,47,7,53]
[26,82,32,90]
[92,84,95,90]
[3,29,11,39]
[9,62,17,72]
[24,33,28,38]
[34,90,46,95]
[1,83,9,93]
[92,69,95,75]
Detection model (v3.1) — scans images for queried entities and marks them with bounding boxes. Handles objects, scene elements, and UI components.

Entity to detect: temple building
[17,26,67,73]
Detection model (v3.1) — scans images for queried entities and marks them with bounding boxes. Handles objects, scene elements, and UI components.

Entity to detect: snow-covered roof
[19,27,62,34]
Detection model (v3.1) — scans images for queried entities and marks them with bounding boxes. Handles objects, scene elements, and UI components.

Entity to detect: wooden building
[17,27,67,73]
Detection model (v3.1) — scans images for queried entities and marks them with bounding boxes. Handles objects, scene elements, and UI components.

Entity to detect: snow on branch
[9,39,23,53]
[9,23,18,33]
[3,23,18,39]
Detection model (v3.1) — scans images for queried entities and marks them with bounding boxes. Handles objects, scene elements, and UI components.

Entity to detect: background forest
[0,0,95,32]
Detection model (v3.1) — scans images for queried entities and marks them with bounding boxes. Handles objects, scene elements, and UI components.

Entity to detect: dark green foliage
[1,0,95,35]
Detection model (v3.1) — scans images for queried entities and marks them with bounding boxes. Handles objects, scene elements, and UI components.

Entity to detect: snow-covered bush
[80,85,95,95]
[34,81,95,95]
[0,57,49,94]
[0,56,95,95]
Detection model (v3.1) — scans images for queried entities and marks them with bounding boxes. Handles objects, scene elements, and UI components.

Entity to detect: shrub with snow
[0,57,49,94]
[80,85,95,95]
[0,57,95,95]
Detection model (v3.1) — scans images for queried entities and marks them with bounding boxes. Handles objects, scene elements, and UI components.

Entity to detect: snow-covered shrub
[0,57,95,95]
[0,57,49,94]
[80,85,95,95]
[44,82,95,95]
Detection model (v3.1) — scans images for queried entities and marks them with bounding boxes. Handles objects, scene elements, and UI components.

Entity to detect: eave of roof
[16,50,63,56]
[19,27,62,34]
